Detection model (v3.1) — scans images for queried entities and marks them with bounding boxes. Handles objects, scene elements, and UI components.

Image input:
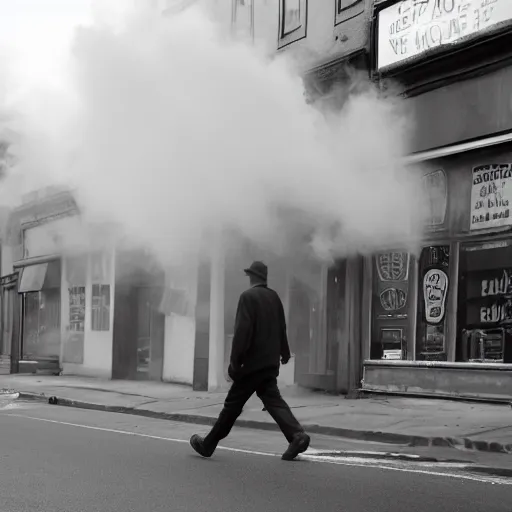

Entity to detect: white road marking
[4,413,274,457]
[3,412,511,485]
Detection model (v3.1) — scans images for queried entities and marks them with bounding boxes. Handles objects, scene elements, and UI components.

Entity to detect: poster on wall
[63,286,85,364]
[278,0,307,49]
[470,164,512,230]
[377,0,512,70]
[335,0,364,26]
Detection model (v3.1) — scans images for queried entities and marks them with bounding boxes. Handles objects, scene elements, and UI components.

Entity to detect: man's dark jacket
[228,284,291,380]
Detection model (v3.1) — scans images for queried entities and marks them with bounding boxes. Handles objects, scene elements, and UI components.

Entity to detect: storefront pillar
[337,256,363,393]
[446,241,460,362]
[361,256,372,362]
[406,256,419,360]
[207,230,226,391]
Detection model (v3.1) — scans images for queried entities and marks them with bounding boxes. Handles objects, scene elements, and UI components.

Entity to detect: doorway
[0,274,19,375]
[112,285,165,381]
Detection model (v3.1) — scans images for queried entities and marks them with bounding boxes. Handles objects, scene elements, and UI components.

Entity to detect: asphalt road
[0,401,510,512]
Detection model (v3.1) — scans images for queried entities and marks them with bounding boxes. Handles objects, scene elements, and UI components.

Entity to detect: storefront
[363,144,512,401]
[16,258,62,374]
[364,0,512,401]
[0,273,20,374]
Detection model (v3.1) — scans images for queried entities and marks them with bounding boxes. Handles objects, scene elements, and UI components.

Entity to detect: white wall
[162,258,199,385]
[205,0,370,69]
[23,215,89,259]
[163,314,196,384]
[61,248,115,379]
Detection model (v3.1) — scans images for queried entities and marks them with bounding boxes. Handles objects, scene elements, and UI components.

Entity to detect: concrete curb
[18,391,512,455]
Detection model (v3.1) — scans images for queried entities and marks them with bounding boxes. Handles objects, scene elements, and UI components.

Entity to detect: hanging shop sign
[470,164,512,230]
[377,0,512,71]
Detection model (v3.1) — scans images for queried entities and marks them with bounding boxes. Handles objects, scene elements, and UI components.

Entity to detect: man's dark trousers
[204,368,303,449]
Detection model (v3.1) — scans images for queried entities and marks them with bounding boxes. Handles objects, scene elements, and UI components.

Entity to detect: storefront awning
[404,132,512,164]
[18,263,48,293]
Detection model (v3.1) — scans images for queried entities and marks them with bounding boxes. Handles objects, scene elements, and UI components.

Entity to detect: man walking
[190,261,310,461]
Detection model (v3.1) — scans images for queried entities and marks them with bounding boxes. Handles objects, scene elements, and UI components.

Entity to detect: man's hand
[281,355,290,365]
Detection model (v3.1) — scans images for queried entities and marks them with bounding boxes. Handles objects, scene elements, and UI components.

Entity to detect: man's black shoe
[189,434,215,458]
[281,433,310,461]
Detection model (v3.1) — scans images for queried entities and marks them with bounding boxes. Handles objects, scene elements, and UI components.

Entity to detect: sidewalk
[1,374,512,454]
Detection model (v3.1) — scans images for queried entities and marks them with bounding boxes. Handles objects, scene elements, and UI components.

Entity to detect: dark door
[112,285,138,380]
[137,286,165,381]
[148,300,165,381]
[0,286,15,374]
[136,287,152,379]
[112,285,165,381]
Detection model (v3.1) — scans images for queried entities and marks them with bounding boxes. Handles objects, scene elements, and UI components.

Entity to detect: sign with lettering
[377,0,512,70]
[470,164,512,230]
[423,268,448,324]
[466,298,512,325]
[466,268,512,299]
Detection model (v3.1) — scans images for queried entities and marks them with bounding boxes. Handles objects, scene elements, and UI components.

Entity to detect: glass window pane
[416,246,450,361]
[92,284,110,331]
[457,242,512,363]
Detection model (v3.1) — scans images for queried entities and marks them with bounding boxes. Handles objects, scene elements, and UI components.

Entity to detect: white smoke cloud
[0,2,425,266]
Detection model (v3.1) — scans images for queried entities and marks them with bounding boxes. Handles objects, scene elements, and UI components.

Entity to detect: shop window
[232,0,254,42]
[371,251,411,360]
[278,0,307,48]
[91,284,110,331]
[457,242,512,364]
[68,286,86,333]
[335,0,364,26]
[64,255,87,364]
[90,252,111,331]
[416,246,450,361]
[20,260,62,360]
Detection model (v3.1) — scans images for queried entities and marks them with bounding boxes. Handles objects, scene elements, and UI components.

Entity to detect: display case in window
[462,328,504,363]
[380,328,406,360]
[457,242,512,363]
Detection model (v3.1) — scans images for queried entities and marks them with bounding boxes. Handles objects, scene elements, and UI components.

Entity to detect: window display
[92,284,110,331]
[63,255,87,364]
[91,252,111,332]
[416,245,450,361]
[457,241,512,363]
[371,251,410,360]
